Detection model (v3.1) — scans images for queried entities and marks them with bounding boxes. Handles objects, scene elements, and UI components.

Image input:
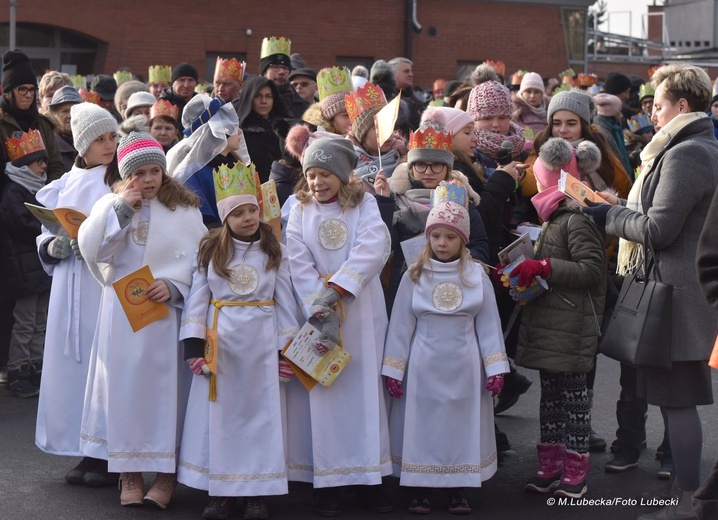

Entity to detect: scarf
[616,112,706,275]
[0,96,40,132]
[595,114,632,175]
[5,162,46,194]
[474,121,525,160]
[514,96,547,123]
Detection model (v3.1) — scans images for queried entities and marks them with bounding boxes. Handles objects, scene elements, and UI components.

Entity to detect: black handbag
[599,233,673,369]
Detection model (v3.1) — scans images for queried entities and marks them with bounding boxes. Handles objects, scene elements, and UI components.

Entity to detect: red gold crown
[578,73,598,87]
[409,125,452,151]
[511,70,527,85]
[4,129,46,163]
[483,60,505,77]
[214,57,246,81]
[647,64,664,79]
[150,99,179,121]
[79,89,102,105]
[345,82,387,123]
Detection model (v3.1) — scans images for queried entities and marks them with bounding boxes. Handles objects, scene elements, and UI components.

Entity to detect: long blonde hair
[295,173,364,211]
[407,238,476,286]
[112,171,200,210]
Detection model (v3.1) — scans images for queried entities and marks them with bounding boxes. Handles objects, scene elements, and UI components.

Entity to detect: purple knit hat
[467,81,513,120]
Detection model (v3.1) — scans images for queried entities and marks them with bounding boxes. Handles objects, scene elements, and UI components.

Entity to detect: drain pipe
[404,0,422,58]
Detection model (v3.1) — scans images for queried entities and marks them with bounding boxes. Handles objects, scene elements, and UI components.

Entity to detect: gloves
[314,309,339,355]
[187,357,210,376]
[70,238,83,260]
[310,287,342,318]
[486,373,505,397]
[509,258,551,288]
[279,358,294,383]
[385,377,404,398]
[47,236,72,259]
[580,199,612,229]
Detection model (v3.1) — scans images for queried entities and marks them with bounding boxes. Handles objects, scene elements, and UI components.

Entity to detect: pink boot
[554,450,590,499]
[525,443,565,493]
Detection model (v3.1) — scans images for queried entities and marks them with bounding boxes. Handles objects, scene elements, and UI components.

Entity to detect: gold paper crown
[148,65,171,84]
[317,66,352,101]
[260,36,291,60]
[213,162,262,205]
[79,89,102,105]
[559,68,576,79]
[114,70,133,85]
[195,82,211,94]
[214,57,246,81]
[409,125,452,152]
[70,74,86,89]
[150,100,179,121]
[345,82,387,123]
[639,82,655,100]
[483,60,505,77]
[578,73,598,87]
[4,129,45,163]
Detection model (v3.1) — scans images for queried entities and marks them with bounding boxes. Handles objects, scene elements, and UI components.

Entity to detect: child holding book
[382,189,509,515]
[78,120,206,509]
[285,137,393,516]
[34,102,121,486]
[177,162,299,520]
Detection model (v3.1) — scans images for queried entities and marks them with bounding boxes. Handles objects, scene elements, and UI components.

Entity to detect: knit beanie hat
[171,62,199,83]
[71,102,119,157]
[317,66,353,121]
[547,90,595,126]
[593,93,623,118]
[117,117,166,180]
[302,137,357,184]
[1,49,37,92]
[353,104,383,145]
[420,106,474,136]
[533,137,580,190]
[519,72,544,95]
[467,81,513,120]
[125,91,156,118]
[603,72,631,96]
[4,130,48,167]
[425,201,470,244]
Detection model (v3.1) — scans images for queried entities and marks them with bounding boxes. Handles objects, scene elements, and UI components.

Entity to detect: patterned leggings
[539,371,590,453]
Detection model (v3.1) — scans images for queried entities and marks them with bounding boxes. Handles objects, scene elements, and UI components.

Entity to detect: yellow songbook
[558,170,608,207]
[260,179,282,241]
[112,265,169,332]
[24,203,87,239]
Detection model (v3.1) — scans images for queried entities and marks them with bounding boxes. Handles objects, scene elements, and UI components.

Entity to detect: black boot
[7,364,39,398]
[66,457,99,485]
[82,459,119,487]
[355,484,394,513]
[28,360,42,388]
[494,364,532,415]
[315,487,342,517]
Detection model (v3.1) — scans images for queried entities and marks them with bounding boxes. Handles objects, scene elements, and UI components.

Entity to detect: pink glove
[486,374,505,397]
[509,258,551,288]
[279,359,294,383]
[187,357,210,376]
[385,377,404,398]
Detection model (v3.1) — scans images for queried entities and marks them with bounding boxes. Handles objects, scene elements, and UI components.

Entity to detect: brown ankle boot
[144,472,177,509]
[119,472,144,506]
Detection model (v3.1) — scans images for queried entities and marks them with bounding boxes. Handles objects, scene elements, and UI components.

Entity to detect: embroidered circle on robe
[229,263,259,295]
[132,220,149,245]
[432,281,463,312]
[318,218,348,250]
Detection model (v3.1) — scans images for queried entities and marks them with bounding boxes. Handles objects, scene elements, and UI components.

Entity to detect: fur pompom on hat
[420,106,474,136]
[470,64,498,86]
[117,115,166,180]
[467,81,513,120]
[533,137,579,189]
[575,140,602,175]
[425,201,470,244]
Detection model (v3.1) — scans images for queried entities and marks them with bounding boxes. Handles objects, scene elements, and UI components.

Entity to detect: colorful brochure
[558,170,608,207]
[112,265,169,332]
[24,203,87,239]
[500,254,549,306]
[498,232,535,267]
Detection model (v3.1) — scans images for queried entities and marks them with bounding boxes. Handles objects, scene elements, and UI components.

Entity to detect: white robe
[177,239,299,497]
[34,165,109,456]
[382,259,510,488]
[285,192,392,488]
[77,195,206,472]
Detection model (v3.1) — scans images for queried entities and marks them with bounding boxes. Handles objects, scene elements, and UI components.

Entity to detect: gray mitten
[48,236,72,259]
[310,287,341,318]
[70,238,83,260]
[315,309,339,355]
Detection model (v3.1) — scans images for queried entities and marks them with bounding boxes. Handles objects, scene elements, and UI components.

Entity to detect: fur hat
[594,93,623,118]
[519,72,544,95]
[533,137,601,189]
[467,80,513,120]
[71,102,119,157]
[547,90,595,126]
[302,137,357,184]
[425,201,470,244]
[420,106,474,136]
[117,116,166,180]
[1,49,36,92]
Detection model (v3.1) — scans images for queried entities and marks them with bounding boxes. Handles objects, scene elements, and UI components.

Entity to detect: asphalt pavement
[1,357,716,520]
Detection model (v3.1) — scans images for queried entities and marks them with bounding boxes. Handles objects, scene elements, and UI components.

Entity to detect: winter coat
[0,180,51,295]
[513,97,548,135]
[241,113,283,183]
[0,109,64,182]
[268,160,301,207]
[697,188,718,310]
[277,83,309,120]
[55,132,77,173]
[159,87,197,127]
[606,117,718,361]
[516,205,606,374]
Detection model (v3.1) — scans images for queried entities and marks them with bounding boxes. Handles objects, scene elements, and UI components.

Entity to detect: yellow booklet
[260,180,282,241]
[112,265,169,332]
[558,170,608,207]
[24,203,87,239]
[281,318,351,391]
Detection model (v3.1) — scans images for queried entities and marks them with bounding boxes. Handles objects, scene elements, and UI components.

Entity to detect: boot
[494,365,532,415]
[587,389,606,452]
[637,489,698,519]
[554,450,590,499]
[144,472,177,509]
[65,457,99,485]
[693,461,718,520]
[315,487,342,517]
[6,365,39,398]
[243,497,269,520]
[525,443,565,493]
[203,496,235,520]
[28,360,42,388]
[119,472,144,506]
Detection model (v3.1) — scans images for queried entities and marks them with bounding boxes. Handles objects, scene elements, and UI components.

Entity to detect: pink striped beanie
[117,129,166,180]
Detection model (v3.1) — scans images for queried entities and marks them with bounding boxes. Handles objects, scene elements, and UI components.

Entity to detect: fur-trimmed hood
[387,162,481,206]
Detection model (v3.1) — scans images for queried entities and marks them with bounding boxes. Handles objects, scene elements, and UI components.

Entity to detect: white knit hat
[71,102,119,157]
[519,72,544,96]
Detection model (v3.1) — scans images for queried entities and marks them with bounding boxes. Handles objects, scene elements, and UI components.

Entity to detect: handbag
[599,232,673,369]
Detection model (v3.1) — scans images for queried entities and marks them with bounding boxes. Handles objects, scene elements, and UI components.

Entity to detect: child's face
[226,203,260,238]
[130,163,163,199]
[452,123,477,156]
[332,112,351,136]
[306,167,342,203]
[83,131,117,168]
[475,115,510,135]
[28,158,47,176]
[411,161,448,189]
[361,127,392,156]
[429,226,463,262]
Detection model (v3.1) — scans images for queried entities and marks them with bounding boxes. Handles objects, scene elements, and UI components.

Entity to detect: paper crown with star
[345,81,387,123]
[114,70,133,85]
[260,36,291,60]
[4,129,48,167]
[150,99,178,121]
[213,162,264,222]
[214,57,246,81]
[148,65,171,84]
[78,88,102,105]
[70,74,87,89]
[578,73,598,87]
[408,125,452,152]
[317,66,352,101]
[483,60,505,77]
[431,179,468,209]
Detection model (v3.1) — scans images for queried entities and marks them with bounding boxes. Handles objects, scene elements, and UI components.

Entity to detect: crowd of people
[0,36,717,520]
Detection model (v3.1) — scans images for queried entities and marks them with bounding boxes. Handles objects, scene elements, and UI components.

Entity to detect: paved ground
[1,357,716,520]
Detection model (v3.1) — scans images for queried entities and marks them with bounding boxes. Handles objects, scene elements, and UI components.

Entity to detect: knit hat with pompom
[117,115,166,179]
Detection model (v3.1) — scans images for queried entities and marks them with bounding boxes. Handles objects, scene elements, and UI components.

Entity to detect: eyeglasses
[291,81,315,89]
[268,64,289,72]
[35,158,47,165]
[413,162,446,174]
[15,86,37,97]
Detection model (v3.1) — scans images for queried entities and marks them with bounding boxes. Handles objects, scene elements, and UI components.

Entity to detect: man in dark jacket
[259,36,309,119]
[160,62,199,126]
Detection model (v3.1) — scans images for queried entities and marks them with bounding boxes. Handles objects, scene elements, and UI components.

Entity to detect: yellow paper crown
[195,82,211,94]
[70,74,86,89]
[483,60,505,77]
[148,65,171,84]
[409,125,452,152]
[4,129,45,163]
[79,88,102,105]
[260,36,291,60]
[639,82,655,100]
[578,73,598,87]
[559,68,576,79]
[345,82,387,123]
[114,70,133,85]
[213,162,262,204]
[317,66,353,101]
[150,100,178,121]
[552,83,573,96]
[214,57,246,81]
